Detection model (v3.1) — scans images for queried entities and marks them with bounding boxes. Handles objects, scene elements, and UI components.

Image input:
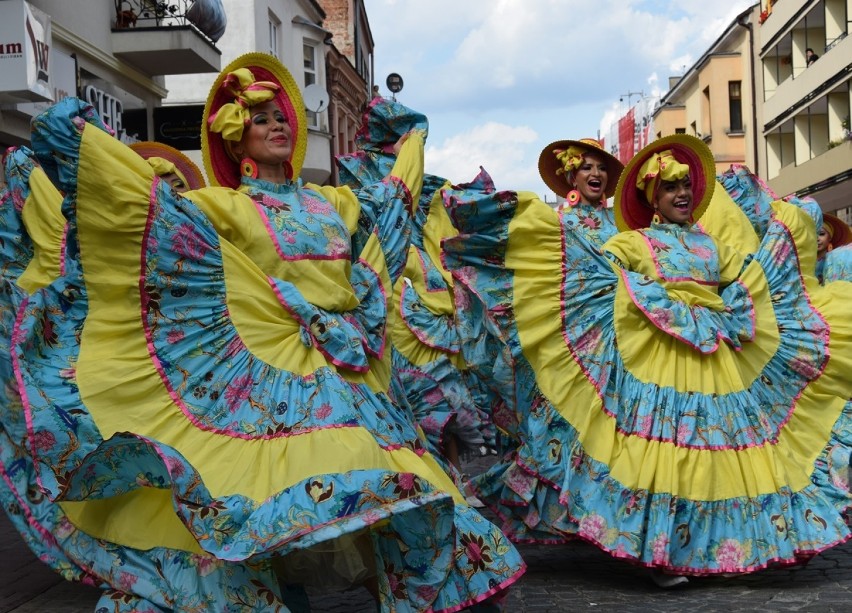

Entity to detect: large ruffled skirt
[442,172,852,573]
[0,100,524,611]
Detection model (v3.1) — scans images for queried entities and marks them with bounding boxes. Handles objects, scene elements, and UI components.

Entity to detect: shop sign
[17,49,75,116]
[0,0,52,103]
[79,78,145,145]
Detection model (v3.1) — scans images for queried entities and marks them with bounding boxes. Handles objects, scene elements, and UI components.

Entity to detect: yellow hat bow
[207,68,280,142]
[145,156,189,188]
[553,145,589,178]
[636,149,689,205]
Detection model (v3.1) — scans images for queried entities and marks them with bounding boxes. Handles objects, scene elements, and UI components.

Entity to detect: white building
[0,0,220,150]
[163,0,340,185]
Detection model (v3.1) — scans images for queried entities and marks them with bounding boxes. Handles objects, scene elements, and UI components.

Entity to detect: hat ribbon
[208,68,280,142]
[636,149,689,205]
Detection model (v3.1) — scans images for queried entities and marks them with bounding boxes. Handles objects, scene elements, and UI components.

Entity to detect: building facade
[652,4,759,174]
[319,0,374,186]
[0,0,220,152]
[759,0,852,219]
[646,1,852,220]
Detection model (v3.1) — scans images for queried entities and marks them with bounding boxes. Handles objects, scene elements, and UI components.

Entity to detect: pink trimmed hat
[201,52,307,189]
[614,134,716,231]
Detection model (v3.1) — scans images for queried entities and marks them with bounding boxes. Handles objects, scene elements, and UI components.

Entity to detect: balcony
[111,0,222,75]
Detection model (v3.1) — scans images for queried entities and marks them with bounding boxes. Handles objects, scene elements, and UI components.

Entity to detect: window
[675,128,686,134]
[268,12,280,58]
[729,81,743,132]
[303,41,318,128]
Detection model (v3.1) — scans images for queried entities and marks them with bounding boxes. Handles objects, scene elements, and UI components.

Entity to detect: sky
[363,0,758,200]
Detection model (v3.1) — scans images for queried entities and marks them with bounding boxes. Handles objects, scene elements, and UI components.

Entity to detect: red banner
[617,108,635,165]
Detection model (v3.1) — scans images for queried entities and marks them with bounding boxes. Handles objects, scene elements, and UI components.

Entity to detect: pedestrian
[442,133,852,585]
[806,47,819,66]
[0,52,525,612]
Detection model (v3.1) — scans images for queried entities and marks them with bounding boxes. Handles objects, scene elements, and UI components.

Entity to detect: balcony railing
[114,0,225,42]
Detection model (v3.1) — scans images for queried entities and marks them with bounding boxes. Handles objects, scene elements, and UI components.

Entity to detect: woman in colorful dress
[0,53,524,612]
[461,138,625,543]
[442,133,852,583]
[336,98,499,478]
[817,213,852,281]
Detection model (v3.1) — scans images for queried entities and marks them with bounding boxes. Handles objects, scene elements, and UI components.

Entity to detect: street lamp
[619,90,644,107]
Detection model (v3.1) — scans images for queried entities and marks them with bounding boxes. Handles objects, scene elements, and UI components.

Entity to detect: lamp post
[619,90,644,108]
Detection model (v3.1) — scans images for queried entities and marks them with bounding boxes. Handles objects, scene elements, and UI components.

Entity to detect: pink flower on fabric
[166,329,185,344]
[172,223,209,261]
[574,326,602,353]
[415,584,438,603]
[789,356,821,379]
[281,230,297,244]
[165,455,186,478]
[770,240,792,266]
[454,289,471,310]
[223,335,246,359]
[652,533,670,565]
[327,235,349,256]
[715,538,746,572]
[505,467,534,498]
[691,245,714,260]
[315,403,332,420]
[676,421,692,443]
[648,237,670,253]
[224,374,254,412]
[638,414,655,436]
[302,194,335,215]
[190,554,221,577]
[578,513,607,543]
[31,430,56,452]
[55,517,75,538]
[423,388,444,405]
[648,307,674,329]
[117,571,138,592]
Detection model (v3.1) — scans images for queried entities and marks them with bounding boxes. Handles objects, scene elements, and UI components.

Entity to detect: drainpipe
[737,11,760,175]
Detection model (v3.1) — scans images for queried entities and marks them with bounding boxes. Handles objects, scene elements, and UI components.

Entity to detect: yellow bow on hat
[208,68,280,142]
[145,156,189,188]
[553,145,588,178]
[636,149,689,205]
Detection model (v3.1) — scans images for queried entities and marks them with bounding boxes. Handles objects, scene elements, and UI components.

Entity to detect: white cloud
[425,122,543,195]
[365,0,757,197]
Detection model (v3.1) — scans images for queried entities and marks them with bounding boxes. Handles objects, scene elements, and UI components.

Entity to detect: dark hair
[806,48,814,53]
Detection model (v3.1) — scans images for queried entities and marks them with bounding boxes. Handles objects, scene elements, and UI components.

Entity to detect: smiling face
[570,151,609,205]
[653,175,694,225]
[232,99,293,182]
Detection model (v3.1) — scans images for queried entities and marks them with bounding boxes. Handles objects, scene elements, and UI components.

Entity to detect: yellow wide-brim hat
[538,137,624,199]
[129,141,206,190]
[614,134,716,232]
[201,52,307,189]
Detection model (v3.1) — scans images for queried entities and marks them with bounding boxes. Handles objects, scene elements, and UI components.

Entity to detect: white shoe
[650,570,689,589]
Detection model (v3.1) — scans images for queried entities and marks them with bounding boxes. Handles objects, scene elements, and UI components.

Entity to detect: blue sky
[364,0,757,199]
